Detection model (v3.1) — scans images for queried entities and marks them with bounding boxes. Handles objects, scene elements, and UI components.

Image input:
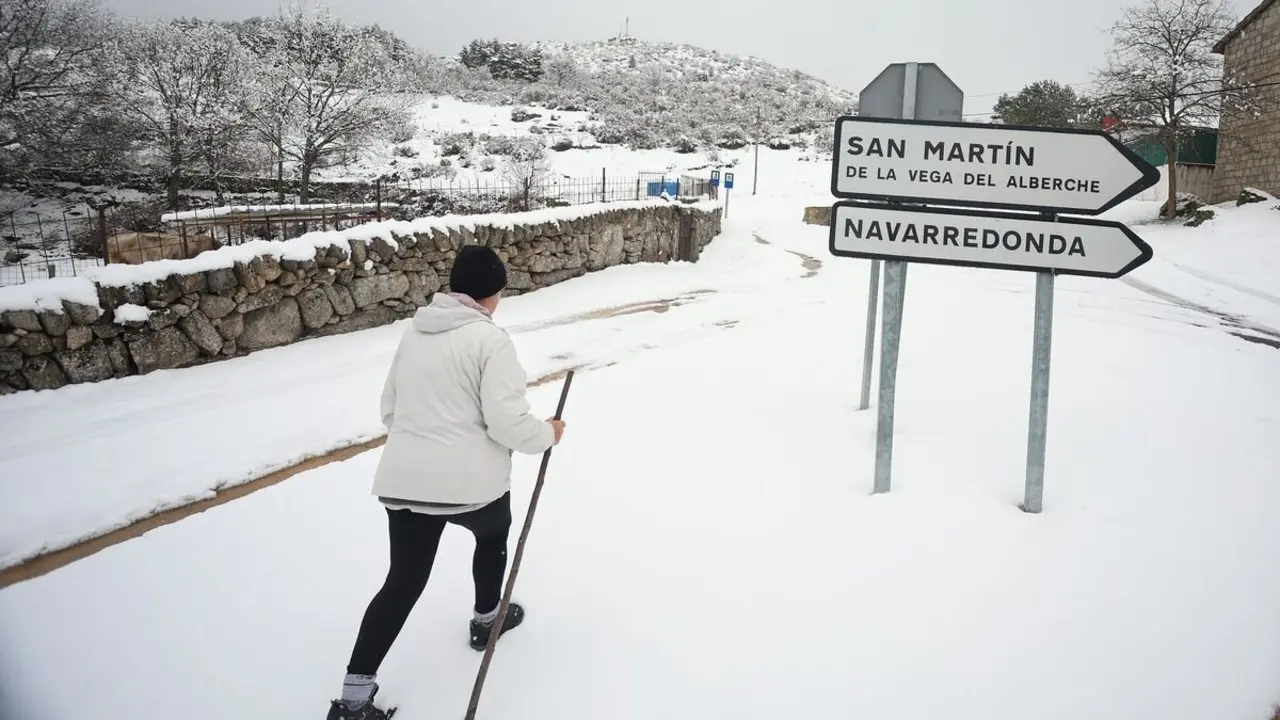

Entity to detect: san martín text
[843,136,1103,194]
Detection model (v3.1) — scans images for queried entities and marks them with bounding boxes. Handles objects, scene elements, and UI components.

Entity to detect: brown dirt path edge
[0,437,388,590]
[0,362,597,591]
[0,290,721,589]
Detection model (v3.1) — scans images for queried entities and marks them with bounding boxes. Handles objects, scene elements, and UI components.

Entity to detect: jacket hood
[411,293,492,334]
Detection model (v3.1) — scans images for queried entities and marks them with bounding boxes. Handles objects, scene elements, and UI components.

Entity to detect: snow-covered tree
[1091,0,1257,217]
[993,80,1083,127]
[501,137,550,207]
[107,18,256,209]
[230,16,297,201]
[264,6,413,202]
[0,0,119,175]
[542,52,578,87]
[458,38,544,83]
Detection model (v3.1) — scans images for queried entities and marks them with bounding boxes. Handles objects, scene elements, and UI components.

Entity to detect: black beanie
[449,244,508,300]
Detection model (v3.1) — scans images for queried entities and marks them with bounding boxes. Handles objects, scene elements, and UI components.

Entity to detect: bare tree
[0,0,117,174]
[268,5,412,203]
[1090,0,1257,218]
[542,52,579,87]
[108,18,255,210]
[230,15,296,203]
[501,137,550,209]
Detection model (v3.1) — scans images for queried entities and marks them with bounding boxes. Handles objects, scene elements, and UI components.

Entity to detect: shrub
[437,132,475,156]
[511,107,542,123]
[717,127,749,149]
[388,118,418,144]
[482,135,520,156]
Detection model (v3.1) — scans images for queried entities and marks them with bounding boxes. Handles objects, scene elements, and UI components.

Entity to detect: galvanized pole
[858,259,881,411]
[871,62,917,493]
[753,108,761,196]
[1024,217,1057,513]
[873,260,906,493]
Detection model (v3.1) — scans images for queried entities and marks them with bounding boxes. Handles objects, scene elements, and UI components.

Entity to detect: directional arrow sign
[830,116,1161,215]
[828,201,1153,278]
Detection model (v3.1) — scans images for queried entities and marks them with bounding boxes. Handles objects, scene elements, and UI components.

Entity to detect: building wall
[1212,0,1280,203]
[1135,164,1218,203]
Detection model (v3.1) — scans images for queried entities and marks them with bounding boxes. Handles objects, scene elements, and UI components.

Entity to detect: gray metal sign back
[858,63,963,121]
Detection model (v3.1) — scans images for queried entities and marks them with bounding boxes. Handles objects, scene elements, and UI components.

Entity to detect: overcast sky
[100,0,1254,117]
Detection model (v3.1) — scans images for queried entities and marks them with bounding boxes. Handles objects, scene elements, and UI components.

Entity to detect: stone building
[1211,0,1280,203]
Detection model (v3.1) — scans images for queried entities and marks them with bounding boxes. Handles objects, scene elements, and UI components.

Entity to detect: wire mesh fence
[0,170,716,287]
[1,212,105,287]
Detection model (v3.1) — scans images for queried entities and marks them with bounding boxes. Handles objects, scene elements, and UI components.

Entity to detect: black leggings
[346,493,512,675]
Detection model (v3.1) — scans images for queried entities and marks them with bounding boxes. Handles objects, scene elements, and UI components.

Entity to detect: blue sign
[646,180,679,197]
[710,170,721,188]
[724,173,735,190]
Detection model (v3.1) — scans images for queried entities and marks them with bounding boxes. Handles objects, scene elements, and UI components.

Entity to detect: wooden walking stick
[464,370,575,720]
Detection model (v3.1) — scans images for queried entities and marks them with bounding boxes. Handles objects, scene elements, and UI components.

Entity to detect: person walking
[326,245,566,720]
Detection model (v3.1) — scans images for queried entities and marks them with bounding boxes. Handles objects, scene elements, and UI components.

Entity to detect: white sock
[341,673,376,708]
[474,605,499,625]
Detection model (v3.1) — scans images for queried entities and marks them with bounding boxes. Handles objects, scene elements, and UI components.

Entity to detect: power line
[960,77,1280,119]
[963,80,1099,100]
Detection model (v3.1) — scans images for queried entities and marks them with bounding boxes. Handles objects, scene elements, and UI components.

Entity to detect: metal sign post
[855,63,963,414]
[828,63,1159,511]
[858,258,880,411]
[870,62,924,494]
[1025,263,1054,513]
[724,172,735,218]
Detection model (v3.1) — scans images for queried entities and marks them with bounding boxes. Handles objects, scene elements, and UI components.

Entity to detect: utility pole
[753,107,761,195]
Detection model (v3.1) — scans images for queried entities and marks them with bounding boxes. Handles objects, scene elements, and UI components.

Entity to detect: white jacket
[372,293,556,506]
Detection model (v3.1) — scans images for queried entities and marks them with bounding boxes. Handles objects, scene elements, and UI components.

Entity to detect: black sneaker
[326,684,396,720]
[469,602,525,651]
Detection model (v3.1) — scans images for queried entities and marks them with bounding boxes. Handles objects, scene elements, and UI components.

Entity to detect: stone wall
[1212,0,1280,203]
[0,201,721,394]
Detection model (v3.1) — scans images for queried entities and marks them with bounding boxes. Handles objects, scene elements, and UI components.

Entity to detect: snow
[159,202,399,223]
[111,303,151,324]
[0,276,100,313]
[2,145,1280,720]
[1099,196,1280,333]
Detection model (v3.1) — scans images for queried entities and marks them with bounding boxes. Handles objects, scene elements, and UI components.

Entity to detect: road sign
[710,170,720,187]
[724,173,735,190]
[830,116,1161,215]
[859,62,963,122]
[829,201,1152,279]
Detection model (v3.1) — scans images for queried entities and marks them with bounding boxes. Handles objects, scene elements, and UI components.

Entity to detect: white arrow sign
[828,201,1153,278]
[830,116,1161,215]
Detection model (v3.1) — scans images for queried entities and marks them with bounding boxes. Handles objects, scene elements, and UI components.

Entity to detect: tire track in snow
[1121,276,1280,350]
[1166,261,1280,308]
[752,232,823,278]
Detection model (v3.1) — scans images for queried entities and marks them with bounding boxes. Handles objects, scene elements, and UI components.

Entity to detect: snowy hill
[534,38,854,148]
[421,36,855,152]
